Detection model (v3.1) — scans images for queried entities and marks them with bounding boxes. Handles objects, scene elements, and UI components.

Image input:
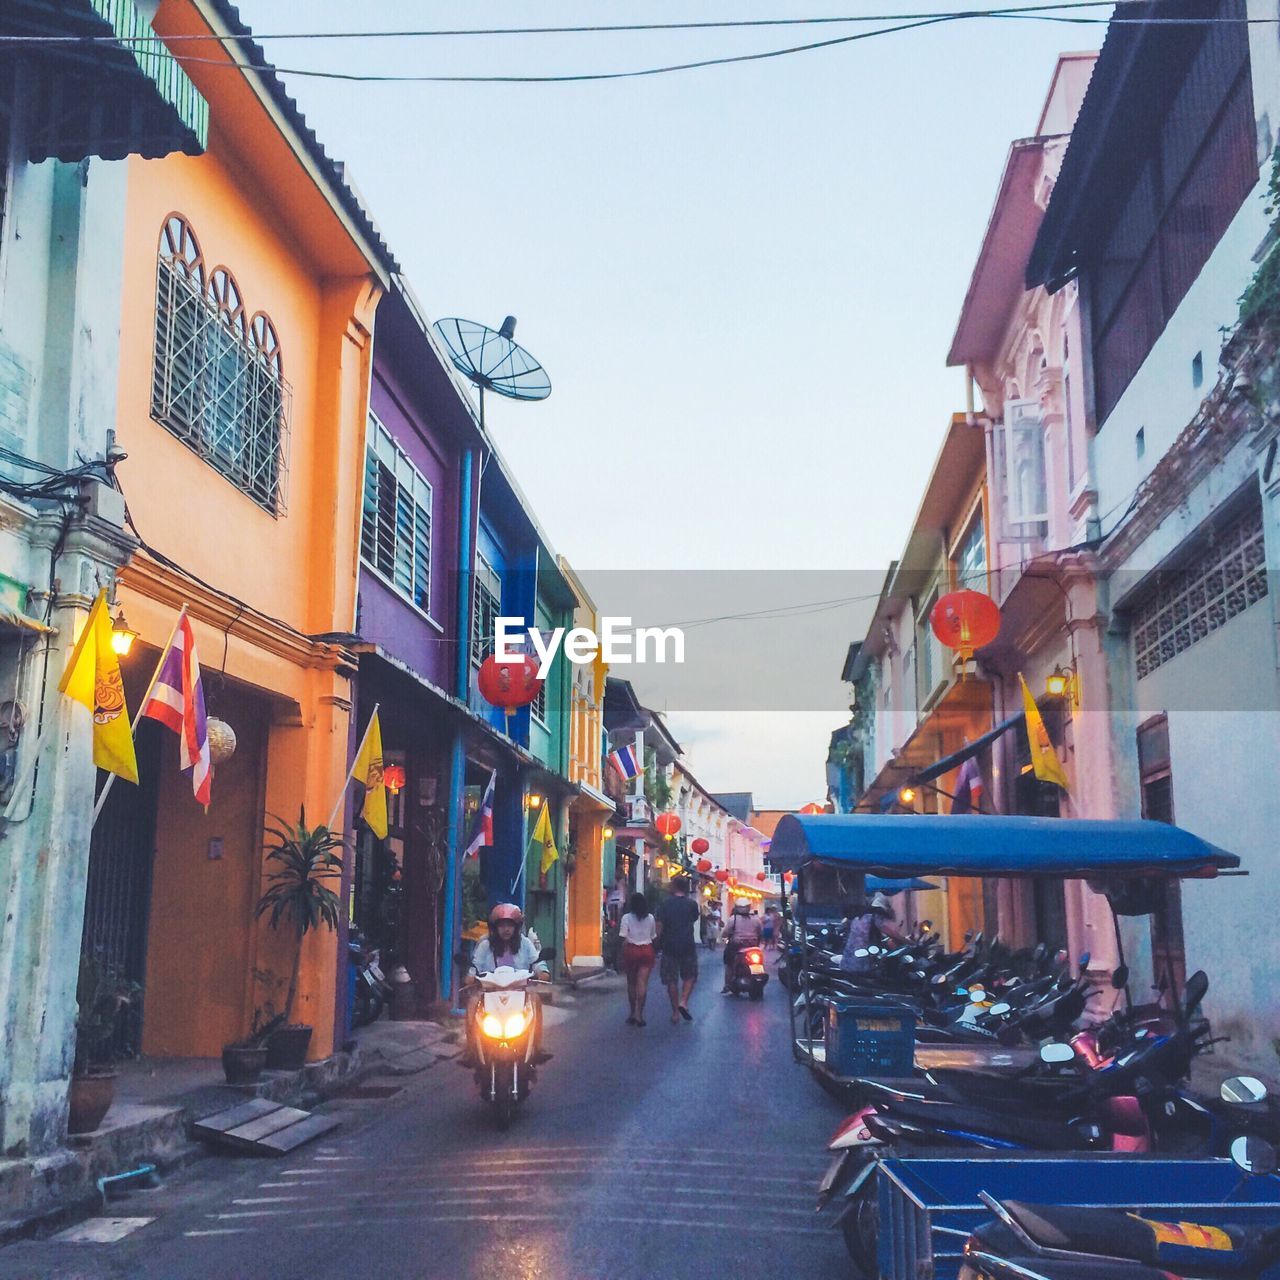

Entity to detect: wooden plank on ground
[224,1106,311,1144]
[191,1098,281,1138]
[255,1113,342,1154]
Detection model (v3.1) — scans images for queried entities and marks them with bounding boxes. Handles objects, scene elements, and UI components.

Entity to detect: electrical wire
[7,5,1279,85]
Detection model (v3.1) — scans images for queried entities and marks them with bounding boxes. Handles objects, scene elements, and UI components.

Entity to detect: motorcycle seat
[968,1222,1175,1278]
[997,1200,1275,1275]
[882,1099,1085,1147]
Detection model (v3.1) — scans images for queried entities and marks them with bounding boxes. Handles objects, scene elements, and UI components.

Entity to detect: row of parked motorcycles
[792,920,1280,1278]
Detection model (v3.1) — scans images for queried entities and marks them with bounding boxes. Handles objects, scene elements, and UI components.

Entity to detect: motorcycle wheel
[749,986,765,1001]
[352,986,377,1028]
[493,1061,515,1131]
[840,1176,878,1277]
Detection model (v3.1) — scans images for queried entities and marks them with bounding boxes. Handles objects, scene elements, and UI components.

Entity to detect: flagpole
[90,605,188,829]
[328,702,379,831]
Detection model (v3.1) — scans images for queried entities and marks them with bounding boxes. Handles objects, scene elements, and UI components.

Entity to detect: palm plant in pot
[69,953,141,1135]
[252,810,344,1072]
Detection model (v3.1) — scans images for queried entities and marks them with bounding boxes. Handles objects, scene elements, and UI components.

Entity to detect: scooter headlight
[503,1009,529,1038]
[481,1013,504,1039]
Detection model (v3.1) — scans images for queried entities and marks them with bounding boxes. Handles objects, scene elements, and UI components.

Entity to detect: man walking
[656,876,701,1024]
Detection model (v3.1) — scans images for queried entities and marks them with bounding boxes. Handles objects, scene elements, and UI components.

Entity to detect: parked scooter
[960,1091,1280,1279]
[725,945,769,1000]
[470,967,541,1129]
[348,932,393,1027]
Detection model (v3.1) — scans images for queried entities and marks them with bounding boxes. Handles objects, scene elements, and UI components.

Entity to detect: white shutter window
[1004,398,1049,526]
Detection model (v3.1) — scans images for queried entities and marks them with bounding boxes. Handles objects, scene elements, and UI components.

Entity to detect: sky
[233,1,1103,806]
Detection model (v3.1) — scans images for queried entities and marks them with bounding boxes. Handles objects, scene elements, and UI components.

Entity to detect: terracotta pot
[221,1044,268,1085]
[265,1025,312,1071]
[68,1070,117,1135]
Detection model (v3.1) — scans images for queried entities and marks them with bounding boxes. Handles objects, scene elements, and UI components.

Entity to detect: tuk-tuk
[768,811,1241,1083]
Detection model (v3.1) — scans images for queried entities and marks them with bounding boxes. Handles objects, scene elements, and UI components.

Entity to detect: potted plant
[254,810,344,1071]
[69,953,140,1135]
[221,1008,272,1085]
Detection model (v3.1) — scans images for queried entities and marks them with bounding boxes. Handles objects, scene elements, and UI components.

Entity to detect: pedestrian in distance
[762,905,778,951]
[619,892,657,1026]
[655,876,701,1024]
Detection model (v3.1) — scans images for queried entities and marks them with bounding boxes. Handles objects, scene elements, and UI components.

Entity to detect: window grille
[1131,502,1267,678]
[360,416,432,613]
[532,670,547,723]
[956,512,987,589]
[1004,399,1049,527]
[150,215,290,514]
[471,550,501,666]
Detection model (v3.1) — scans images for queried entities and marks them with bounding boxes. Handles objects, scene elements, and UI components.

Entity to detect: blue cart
[873,1153,1280,1280]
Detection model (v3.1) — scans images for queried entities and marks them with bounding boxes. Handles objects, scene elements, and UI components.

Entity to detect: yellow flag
[59,589,138,784]
[1020,674,1069,791]
[532,805,558,875]
[351,710,388,838]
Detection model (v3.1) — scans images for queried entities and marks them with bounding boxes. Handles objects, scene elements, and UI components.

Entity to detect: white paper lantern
[207,717,237,765]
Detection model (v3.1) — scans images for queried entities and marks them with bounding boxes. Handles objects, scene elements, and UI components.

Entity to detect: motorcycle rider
[840,891,907,975]
[721,897,764,992]
[461,903,551,1065]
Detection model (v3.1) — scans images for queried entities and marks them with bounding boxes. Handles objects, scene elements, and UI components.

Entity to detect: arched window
[150,215,289,513]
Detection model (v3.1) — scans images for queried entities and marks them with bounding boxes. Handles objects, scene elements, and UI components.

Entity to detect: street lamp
[1045,664,1074,700]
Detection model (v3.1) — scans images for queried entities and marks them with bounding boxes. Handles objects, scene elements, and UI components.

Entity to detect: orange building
[81,0,395,1062]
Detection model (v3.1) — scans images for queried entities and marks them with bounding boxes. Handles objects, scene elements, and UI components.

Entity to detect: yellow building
[560,561,612,973]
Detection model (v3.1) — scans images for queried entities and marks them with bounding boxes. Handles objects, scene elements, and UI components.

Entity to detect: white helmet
[733,896,751,912]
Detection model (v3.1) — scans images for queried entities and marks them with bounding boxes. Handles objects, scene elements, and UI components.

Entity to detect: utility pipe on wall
[441,446,476,1006]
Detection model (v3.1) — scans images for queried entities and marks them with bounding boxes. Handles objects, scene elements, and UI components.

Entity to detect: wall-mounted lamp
[655,856,665,868]
[1045,664,1074,700]
[110,608,138,657]
[526,792,544,810]
[602,826,614,839]
[897,785,917,806]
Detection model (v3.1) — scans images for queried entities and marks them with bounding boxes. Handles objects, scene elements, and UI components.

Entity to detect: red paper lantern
[756,871,767,882]
[930,589,1001,658]
[655,812,681,836]
[783,871,794,885]
[714,868,729,883]
[477,653,543,711]
[799,801,827,815]
[382,764,406,795]
[696,858,712,873]
[691,837,710,855]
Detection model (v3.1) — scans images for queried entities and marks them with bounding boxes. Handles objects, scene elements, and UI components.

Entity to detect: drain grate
[335,1084,403,1100]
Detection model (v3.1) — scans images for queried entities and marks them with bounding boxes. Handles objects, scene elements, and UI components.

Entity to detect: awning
[909,712,1025,786]
[0,603,54,637]
[867,876,939,894]
[8,0,208,162]
[767,813,1239,878]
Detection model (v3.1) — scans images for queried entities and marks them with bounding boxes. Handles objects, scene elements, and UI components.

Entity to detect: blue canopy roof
[767,813,1239,878]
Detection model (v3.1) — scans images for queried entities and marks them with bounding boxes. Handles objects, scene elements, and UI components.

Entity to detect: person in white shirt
[618,892,658,1027]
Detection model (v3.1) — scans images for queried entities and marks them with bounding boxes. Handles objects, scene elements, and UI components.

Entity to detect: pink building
[947,52,1119,965]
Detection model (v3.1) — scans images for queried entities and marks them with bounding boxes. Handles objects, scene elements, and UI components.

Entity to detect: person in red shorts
[618,892,657,1026]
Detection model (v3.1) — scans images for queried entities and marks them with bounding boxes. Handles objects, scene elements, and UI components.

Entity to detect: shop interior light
[110,609,138,657]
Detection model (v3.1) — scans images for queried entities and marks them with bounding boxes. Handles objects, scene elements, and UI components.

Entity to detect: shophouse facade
[1026,0,1280,1063]
[0,0,208,1158]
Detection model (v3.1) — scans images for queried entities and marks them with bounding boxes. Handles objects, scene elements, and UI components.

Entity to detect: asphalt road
[0,961,850,1280]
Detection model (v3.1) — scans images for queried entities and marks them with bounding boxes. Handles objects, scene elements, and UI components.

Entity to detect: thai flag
[608,745,642,781]
[951,756,984,815]
[142,613,211,806]
[464,770,496,858]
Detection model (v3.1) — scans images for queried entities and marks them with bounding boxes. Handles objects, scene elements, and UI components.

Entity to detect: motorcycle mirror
[1040,1043,1076,1064]
[964,931,973,943]
[1111,965,1130,989]
[1055,949,1069,966]
[1222,1076,1270,1105]
[931,973,948,985]
[1231,1135,1278,1177]
[1078,951,1091,970]
[1034,942,1047,961]
[988,1002,1012,1016]
[912,970,927,980]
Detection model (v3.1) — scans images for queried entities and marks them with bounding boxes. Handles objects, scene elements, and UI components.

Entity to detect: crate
[825,1001,916,1078]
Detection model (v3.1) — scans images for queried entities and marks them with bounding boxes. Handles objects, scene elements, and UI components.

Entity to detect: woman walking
[619,892,657,1026]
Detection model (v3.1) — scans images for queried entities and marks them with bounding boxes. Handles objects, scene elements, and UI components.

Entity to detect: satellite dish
[433,315,550,428]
